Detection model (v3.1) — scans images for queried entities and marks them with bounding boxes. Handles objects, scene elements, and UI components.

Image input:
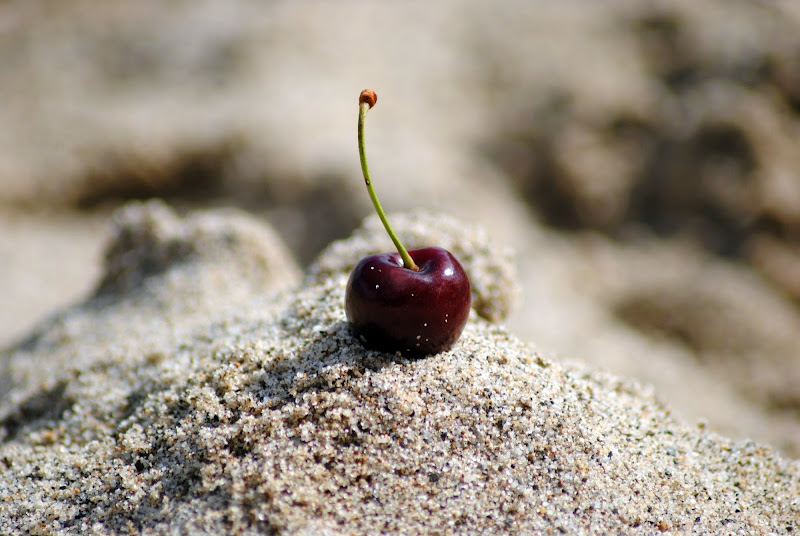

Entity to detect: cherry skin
[345,247,471,355]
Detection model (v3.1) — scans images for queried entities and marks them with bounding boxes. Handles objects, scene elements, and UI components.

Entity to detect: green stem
[358,100,419,271]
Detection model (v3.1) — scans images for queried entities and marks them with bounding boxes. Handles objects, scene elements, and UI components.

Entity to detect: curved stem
[358,96,419,271]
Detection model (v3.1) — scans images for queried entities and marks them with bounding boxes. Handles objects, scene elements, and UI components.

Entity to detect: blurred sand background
[2,0,800,457]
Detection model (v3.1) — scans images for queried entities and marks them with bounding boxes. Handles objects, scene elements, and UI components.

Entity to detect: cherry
[345,89,471,354]
[346,247,471,354]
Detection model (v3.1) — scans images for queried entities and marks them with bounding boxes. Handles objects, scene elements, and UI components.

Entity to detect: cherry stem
[358,90,419,271]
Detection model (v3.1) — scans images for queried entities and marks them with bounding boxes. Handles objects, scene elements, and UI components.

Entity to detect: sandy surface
[1,204,798,535]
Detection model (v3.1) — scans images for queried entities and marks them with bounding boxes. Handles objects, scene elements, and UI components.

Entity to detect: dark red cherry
[345,247,471,354]
[346,89,472,354]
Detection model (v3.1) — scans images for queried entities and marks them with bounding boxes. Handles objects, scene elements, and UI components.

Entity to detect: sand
[1,202,797,535]
[3,0,800,458]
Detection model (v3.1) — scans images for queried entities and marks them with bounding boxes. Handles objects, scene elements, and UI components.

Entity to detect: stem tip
[359,89,377,108]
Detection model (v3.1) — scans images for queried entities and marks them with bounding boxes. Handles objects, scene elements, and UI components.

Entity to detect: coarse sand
[1,202,798,535]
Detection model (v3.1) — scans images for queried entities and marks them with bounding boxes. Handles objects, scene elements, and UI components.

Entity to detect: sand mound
[1,204,797,535]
